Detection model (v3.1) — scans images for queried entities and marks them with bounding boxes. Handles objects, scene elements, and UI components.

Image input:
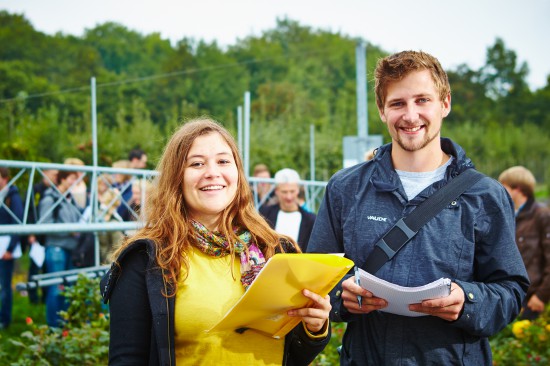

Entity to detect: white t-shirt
[275,210,302,242]
[396,156,454,200]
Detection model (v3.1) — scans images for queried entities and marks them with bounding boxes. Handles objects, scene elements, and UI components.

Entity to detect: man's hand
[409,282,465,321]
[341,276,387,314]
[527,294,545,313]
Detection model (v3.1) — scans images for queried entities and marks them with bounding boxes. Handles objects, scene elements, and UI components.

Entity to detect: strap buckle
[374,218,416,260]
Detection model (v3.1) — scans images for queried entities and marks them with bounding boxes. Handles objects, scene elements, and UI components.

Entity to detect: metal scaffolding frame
[1,159,327,290]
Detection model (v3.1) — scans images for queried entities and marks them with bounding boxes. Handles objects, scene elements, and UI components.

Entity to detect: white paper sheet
[357,268,451,317]
[29,242,46,268]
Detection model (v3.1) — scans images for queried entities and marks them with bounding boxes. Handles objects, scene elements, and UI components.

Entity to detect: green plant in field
[312,322,346,365]
[490,305,550,365]
[6,274,109,366]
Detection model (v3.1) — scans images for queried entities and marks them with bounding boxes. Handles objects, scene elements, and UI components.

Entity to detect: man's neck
[391,143,448,173]
[280,204,299,213]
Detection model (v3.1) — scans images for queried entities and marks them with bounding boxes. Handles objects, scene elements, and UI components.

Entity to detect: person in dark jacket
[0,167,24,329]
[38,169,81,327]
[26,168,58,304]
[307,50,529,365]
[101,118,331,365]
[499,166,550,320]
[260,168,316,252]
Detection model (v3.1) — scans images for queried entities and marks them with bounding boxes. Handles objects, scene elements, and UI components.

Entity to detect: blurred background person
[252,163,277,207]
[64,157,88,210]
[77,174,122,266]
[26,168,58,304]
[0,167,24,330]
[259,168,316,252]
[499,166,550,320]
[38,170,82,327]
[128,148,148,169]
[112,159,133,221]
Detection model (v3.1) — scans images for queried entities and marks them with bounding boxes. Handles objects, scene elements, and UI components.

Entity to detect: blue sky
[2,0,549,90]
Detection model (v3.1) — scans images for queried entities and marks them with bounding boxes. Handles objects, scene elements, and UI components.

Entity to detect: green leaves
[0,11,549,185]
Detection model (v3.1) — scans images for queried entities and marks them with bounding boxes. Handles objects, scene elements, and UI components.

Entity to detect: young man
[499,166,550,320]
[259,168,316,252]
[307,51,529,365]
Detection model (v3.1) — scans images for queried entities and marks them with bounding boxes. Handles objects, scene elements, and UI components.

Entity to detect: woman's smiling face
[183,132,239,230]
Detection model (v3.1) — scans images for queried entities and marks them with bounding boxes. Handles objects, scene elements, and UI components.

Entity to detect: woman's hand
[287,289,331,333]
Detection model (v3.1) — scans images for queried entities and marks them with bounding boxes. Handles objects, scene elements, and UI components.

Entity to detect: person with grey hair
[259,168,316,252]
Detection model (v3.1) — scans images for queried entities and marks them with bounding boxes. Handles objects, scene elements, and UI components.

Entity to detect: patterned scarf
[190,220,266,290]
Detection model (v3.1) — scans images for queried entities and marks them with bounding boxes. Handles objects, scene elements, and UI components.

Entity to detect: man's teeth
[402,126,422,132]
[201,185,223,191]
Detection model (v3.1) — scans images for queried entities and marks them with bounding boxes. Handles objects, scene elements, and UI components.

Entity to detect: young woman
[101,118,331,365]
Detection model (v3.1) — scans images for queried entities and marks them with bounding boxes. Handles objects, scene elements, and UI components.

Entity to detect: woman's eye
[219,159,232,165]
[190,161,203,167]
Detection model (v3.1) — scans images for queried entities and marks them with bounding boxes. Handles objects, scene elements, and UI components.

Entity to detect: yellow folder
[208,253,354,338]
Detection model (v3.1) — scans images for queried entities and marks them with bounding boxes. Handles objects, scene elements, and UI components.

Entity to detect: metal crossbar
[15,265,111,291]
[2,159,327,289]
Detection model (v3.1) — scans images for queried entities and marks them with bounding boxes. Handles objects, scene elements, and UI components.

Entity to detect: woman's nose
[204,163,220,178]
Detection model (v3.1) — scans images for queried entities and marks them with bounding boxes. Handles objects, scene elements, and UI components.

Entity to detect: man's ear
[378,107,387,123]
[442,94,451,118]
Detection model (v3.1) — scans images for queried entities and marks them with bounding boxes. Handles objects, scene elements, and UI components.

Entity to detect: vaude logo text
[367,215,387,222]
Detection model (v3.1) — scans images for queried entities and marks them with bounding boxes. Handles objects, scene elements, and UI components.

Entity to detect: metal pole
[356,40,368,139]
[91,77,100,266]
[244,91,251,178]
[237,106,243,158]
[310,124,315,182]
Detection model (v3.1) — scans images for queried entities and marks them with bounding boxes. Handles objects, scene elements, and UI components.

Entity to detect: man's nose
[402,103,419,122]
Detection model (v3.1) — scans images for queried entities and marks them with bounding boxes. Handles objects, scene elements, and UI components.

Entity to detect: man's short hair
[498,166,536,198]
[128,148,146,162]
[64,157,85,166]
[57,170,77,185]
[274,168,301,185]
[374,50,451,110]
[253,163,270,177]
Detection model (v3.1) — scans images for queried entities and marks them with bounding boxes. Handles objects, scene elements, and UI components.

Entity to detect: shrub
[6,274,109,366]
[490,306,550,365]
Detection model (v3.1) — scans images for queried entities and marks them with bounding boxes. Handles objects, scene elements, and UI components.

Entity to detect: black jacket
[100,239,330,366]
[259,205,316,252]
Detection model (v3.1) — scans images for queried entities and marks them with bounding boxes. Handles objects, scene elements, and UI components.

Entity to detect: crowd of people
[1,49,549,365]
[0,148,151,328]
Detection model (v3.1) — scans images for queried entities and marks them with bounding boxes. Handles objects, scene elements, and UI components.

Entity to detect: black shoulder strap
[364,168,485,274]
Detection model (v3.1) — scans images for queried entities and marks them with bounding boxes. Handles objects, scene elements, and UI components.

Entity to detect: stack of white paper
[357,268,451,317]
